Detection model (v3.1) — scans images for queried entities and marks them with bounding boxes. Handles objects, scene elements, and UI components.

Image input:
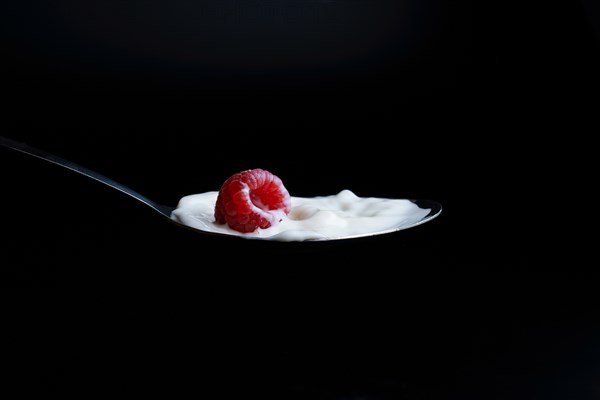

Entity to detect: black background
[1,1,599,399]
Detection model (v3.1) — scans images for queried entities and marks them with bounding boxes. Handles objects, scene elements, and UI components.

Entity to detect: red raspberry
[214,168,292,233]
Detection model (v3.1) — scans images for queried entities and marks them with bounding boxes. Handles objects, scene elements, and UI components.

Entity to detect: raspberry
[214,168,292,233]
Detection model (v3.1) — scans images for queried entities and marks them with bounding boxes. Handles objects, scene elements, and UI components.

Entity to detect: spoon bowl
[0,135,442,242]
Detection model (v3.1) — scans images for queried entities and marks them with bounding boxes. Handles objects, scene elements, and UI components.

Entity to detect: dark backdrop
[1,1,599,399]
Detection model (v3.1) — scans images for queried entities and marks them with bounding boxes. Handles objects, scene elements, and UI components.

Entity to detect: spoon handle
[0,135,175,219]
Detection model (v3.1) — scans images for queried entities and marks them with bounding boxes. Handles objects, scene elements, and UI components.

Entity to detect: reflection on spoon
[0,135,442,242]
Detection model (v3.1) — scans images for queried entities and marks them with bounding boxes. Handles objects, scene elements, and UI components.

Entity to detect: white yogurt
[171,189,438,242]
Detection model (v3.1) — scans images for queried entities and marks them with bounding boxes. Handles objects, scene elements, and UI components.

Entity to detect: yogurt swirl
[171,189,436,242]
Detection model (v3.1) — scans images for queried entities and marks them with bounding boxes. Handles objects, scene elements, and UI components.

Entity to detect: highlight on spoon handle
[0,135,175,218]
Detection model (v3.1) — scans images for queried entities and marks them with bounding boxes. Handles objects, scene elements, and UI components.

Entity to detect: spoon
[0,135,442,241]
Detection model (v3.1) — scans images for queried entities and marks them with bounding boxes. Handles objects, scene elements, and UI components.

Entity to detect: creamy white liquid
[171,189,436,242]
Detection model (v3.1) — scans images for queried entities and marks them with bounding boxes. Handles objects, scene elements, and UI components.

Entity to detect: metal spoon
[0,135,442,241]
